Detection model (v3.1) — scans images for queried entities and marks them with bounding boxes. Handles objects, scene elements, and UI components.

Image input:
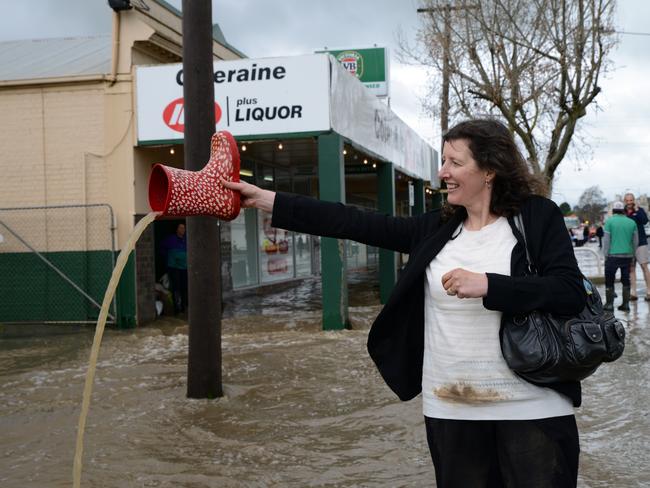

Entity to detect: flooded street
[1,267,649,487]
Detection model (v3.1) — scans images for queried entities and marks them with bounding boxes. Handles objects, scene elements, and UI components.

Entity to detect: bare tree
[576,185,607,224]
[411,0,617,192]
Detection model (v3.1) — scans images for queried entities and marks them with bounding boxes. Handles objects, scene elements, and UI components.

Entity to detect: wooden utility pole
[182,0,223,399]
[417,2,478,135]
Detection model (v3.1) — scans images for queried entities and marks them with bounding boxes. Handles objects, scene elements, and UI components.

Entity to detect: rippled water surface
[1,266,649,487]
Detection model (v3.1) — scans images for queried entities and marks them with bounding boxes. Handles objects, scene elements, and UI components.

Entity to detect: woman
[223,119,586,487]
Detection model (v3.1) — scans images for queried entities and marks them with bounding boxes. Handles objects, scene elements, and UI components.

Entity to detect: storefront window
[311,235,321,274]
[229,153,323,289]
[276,167,291,193]
[231,160,259,288]
[293,165,315,196]
[366,245,378,268]
[346,240,365,270]
[295,233,312,276]
[231,208,259,288]
[259,210,294,283]
[258,165,274,190]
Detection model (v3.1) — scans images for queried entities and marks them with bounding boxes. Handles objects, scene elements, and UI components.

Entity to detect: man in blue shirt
[624,193,650,301]
[160,222,188,314]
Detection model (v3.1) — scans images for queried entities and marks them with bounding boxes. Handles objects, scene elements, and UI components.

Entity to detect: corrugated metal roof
[0,36,111,82]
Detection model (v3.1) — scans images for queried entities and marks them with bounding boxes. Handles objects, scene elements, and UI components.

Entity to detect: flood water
[1,267,649,487]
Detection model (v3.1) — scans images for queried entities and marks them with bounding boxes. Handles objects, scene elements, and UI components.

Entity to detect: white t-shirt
[422,217,573,420]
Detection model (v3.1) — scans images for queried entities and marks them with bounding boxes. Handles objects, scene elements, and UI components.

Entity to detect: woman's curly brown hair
[440,118,547,220]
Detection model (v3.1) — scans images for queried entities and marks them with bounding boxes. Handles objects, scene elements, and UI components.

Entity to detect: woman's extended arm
[222,179,438,254]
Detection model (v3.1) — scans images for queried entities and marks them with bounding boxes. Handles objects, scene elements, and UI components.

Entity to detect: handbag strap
[514,214,537,275]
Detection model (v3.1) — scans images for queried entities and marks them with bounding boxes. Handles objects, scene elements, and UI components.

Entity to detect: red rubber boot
[148,131,241,220]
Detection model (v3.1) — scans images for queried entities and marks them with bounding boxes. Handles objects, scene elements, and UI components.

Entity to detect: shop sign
[329,60,437,183]
[316,47,389,97]
[136,55,331,143]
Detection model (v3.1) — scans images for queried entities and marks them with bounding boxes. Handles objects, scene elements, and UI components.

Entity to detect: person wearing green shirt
[603,201,638,311]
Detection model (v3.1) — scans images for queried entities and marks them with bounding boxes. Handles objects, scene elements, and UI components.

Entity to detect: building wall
[0,90,47,208]
[0,81,139,325]
[0,84,106,209]
[135,213,156,324]
[0,83,108,251]
[98,78,138,252]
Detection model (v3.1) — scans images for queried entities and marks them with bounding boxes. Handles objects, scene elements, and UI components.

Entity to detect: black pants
[605,256,632,288]
[425,415,579,488]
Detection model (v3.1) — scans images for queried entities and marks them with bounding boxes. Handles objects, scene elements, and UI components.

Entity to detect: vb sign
[337,51,363,78]
[317,46,389,97]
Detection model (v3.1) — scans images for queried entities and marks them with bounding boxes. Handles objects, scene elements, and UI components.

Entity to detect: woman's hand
[221,179,276,213]
[441,268,488,298]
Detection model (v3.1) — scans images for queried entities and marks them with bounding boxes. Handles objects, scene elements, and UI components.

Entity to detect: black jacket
[272,193,587,407]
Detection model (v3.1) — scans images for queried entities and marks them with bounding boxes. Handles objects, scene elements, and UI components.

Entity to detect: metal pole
[182,0,223,398]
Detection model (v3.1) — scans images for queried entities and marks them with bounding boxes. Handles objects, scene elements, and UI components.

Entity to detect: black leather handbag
[500,214,626,384]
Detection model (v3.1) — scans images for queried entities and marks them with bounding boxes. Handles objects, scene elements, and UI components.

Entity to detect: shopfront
[0,1,436,328]
[135,53,438,328]
[0,43,435,330]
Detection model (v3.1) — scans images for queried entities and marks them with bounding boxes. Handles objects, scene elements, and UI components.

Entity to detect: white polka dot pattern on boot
[164,131,241,220]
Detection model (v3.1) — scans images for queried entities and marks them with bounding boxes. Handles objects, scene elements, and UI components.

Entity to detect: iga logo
[336,51,363,79]
[162,98,222,132]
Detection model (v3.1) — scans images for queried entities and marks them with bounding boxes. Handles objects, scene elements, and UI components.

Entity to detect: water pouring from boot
[73,131,242,488]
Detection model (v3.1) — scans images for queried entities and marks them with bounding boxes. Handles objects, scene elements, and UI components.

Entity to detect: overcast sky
[1,0,649,206]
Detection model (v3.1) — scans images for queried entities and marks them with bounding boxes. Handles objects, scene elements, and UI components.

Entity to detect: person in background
[583,223,590,246]
[224,118,586,487]
[624,193,650,301]
[596,224,604,249]
[573,227,584,247]
[603,202,638,311]
[160,222,188,314]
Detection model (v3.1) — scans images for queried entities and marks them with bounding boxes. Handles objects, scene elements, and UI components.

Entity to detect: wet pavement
[1,256,649,487]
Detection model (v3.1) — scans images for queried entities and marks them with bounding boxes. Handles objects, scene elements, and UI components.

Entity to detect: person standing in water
[603,201,638,311]
[160,222,188,314]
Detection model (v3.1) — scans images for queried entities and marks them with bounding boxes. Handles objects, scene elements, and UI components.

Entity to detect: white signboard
[136,54,437,184]
[136,55,331,143]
